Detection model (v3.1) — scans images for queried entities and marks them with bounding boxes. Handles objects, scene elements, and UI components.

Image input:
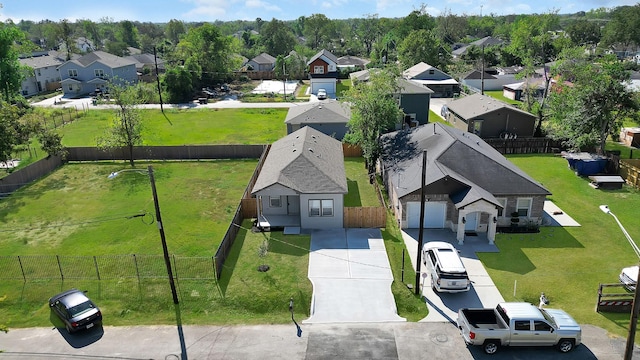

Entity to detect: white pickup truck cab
[457,302,581,355]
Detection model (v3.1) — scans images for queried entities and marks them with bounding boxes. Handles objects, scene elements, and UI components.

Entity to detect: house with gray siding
[397,78,434,126]
[247,52,277,72]
[284,100,351,140]
[379,123,550,244]
[57,51,137,97]
[444,93,536,139]
[19,51,65,96]
[251,127,348,230]
[403,62,459,97]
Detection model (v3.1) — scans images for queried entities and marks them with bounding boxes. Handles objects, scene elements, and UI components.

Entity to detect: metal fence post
[17,255,26,282]
[133,254,140,285]
[93,256,101,281]
[56,255,64,281]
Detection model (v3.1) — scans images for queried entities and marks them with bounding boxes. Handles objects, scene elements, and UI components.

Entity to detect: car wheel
[483,340,499,355]
[557,339,574,353]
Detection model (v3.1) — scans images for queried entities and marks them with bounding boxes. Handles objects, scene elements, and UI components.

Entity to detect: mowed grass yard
[483,154,640,341]
[59,108,288,146]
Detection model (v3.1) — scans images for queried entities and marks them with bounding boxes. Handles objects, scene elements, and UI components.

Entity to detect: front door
[287,196,300,215]
[464,212,478,231]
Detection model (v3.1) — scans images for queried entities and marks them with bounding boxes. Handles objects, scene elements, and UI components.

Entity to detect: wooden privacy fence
[620,159,640,190]
[344,207,387,228]
[484,137,564,154]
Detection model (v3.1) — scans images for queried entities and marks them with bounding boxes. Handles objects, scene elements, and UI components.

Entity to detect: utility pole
[149,166,179,304]
[415,150,427,295]
[154,46,164,113]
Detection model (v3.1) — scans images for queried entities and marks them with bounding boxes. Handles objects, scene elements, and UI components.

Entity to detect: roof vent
[309,148,314,153]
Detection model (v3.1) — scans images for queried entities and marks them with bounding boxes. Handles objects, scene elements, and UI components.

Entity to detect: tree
[116,20,139,48]
[303,14,332,50]
[436,9,468,44]
[166,19,186,45]
[600,5,640,49]
[566,19,601,46]
[260,18,296,56]
[0,100,22,167]
[163,66,194,103]
[397,29,449,71]
[0,23,26,101]
[176,23,234,88]
[356,14,381,56]
[97,81,144,167]
[342,66,404,177]
[60,19,75,60]
[546,50,638,153]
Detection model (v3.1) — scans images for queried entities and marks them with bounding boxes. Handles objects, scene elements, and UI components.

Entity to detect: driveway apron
[304,228,406,323]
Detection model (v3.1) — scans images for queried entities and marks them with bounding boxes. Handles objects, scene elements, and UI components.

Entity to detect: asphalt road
[0,322,633,360]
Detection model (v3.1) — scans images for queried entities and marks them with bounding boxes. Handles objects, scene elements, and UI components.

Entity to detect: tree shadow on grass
[480,226,585,275]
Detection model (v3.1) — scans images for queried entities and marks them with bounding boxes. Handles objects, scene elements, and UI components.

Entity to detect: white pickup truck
[457,302,581,355]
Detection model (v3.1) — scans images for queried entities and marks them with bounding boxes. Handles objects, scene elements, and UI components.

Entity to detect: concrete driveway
[304,228,405,323]
[401,229,505,323]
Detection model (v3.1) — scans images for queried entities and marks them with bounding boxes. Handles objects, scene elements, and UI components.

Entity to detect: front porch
[257,214,301,232]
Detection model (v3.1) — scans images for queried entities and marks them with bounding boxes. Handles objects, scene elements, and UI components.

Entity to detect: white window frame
[68,69,78,77]
[269,196,281,208]
[309,199,333,217]
[516,198,532,217]
[496,198,507,217]
[313,65,324,74]
[95,69,105,77]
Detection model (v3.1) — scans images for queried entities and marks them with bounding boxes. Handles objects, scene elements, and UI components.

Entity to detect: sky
[0,0,638,23]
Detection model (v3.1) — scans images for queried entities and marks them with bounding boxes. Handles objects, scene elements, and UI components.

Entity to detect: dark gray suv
[49,289,102,333]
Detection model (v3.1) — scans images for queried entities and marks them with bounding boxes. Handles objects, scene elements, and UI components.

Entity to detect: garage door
[407,202,446,228]
[311,79,336,95]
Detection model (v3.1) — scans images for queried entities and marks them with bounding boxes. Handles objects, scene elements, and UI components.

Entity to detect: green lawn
[59,108,288,146]
[484,90,521,105]
[481,154,640,340]
[344,157,380,207]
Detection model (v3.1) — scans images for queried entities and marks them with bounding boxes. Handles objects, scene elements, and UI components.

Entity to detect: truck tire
[557,339,574,353]
[483,340,499,355]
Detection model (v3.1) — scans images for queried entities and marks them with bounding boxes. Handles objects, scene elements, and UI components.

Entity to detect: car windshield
[68,301,95,317]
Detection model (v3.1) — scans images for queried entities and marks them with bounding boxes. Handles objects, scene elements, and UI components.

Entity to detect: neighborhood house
[379,123,550,244]
[57,51,138,97]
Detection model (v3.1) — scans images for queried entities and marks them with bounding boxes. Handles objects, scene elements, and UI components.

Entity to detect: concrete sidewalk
[304,228,405,324]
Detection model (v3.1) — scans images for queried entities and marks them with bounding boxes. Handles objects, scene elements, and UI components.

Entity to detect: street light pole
[600,205,638,360]
[148,165,180,305]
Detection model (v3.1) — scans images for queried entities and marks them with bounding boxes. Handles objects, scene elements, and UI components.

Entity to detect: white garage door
[311,79,336,95]
[407,202,446,228]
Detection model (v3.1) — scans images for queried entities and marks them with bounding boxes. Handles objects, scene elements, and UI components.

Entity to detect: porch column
[487,209,499,245]
[456,210,466,245]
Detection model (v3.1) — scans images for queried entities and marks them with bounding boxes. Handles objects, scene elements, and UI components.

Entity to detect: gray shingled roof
[251,52,276,65]
[380,123,550,207]
[65,51,136,69]
[398,78,434,94]
[403,62,435,79]
[446,93,535,120]
[252,127,348,194]
[19,54,64,69]
[285,100,351,125]
[307,49,338,66]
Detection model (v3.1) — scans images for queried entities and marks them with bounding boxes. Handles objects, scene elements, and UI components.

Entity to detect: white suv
[317,88,327,100]
[422,241,470,293]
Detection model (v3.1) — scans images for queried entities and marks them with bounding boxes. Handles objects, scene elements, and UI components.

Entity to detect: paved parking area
[401,229,505,323]
[304,228,405,324]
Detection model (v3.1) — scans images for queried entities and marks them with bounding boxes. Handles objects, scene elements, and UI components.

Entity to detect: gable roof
[337,55,370,67]
[446,93,535,120]
[285,100,351,125]
[63,51,136,69]
[19,52,64,69]
[453,36,504,56]
[307,49,338,66]
[398,78,434,94]
[252,127,348,194]
[251,52,276,65]
[403,62,437,79]
[380,123,549,207]
[125,53,166,70]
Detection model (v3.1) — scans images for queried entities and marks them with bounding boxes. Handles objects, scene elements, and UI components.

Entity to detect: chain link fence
[0,254,217,282]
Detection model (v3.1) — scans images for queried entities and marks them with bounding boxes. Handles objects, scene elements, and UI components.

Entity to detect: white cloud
[245,0,281,12]
[180,0,233,20]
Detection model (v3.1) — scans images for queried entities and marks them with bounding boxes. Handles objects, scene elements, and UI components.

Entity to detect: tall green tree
[397,29,449,70]
[116,20,139,48]
[546,50,638,153]
[566,19,601,46]
[176,23,233,88]
[0,100,22,166]
[260,18,296,56]
[166,19,186,45]
[60,19,75,60]
[303,14,332,50]
[600,5,640,49]
[97,81,144,167]
[356,14,381,56]
[342,67,403,177]
[0,23,25,101]
[163,66,194,103]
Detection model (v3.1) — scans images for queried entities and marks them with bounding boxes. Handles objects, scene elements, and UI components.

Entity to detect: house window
[309,199,334,217]
[95,69,105,78]
[67,84,73,91]
[516,198,532,217]
[68,69,78,77]
[37,70,41,76]
[429,69,435,75]
[473,120,483,135]
[269,196,281,207]
[496,198,507,217]
[313,65,324,74]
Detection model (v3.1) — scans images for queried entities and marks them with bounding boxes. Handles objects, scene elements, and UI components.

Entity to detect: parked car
[317,88,327,100]
[49,289,102,333]
[440,104,449,118]
[620,265,638,291]
[457,302,582,355]
[422,241,470,293]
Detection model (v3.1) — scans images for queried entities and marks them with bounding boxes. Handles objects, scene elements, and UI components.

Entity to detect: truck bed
[460,309,507,329]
